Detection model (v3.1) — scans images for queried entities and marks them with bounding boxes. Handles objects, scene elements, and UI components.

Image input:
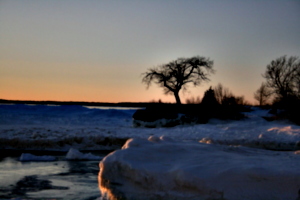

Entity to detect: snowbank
[99,136,300,200]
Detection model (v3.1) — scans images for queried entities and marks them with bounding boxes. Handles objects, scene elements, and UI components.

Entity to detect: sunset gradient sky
[1,0,300,104]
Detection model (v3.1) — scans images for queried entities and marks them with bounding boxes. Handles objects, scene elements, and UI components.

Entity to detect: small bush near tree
[185,96,202,104]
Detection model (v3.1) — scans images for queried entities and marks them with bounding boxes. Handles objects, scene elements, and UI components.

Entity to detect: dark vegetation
[255,55,300,125]
[137,55,250,127]
[133,103,249,128]
[135,55,300,127]
[133,86,250,128]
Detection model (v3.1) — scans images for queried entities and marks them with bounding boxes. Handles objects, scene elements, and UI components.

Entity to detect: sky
[1,0,300,104]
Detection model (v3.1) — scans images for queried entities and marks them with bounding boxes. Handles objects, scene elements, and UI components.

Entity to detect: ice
[99,136,300,200]
[66,148,102,160]
[19,153,56,161]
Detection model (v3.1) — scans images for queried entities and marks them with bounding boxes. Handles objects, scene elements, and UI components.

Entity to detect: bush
[132,100,247,128]
[272,96,300,125]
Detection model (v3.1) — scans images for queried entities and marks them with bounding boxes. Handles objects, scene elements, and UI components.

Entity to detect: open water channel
[0,150,108,200]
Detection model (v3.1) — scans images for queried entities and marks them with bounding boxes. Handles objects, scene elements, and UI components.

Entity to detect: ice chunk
[99,137,300,200]
[148,135,160,142]
[19,153,56,161]
[66,148,101,160]
[148,135,174,143]
[159,135,174,142]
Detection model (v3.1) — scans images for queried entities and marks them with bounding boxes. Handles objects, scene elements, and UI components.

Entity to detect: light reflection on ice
[84,105,143,110]
[268,126,300,136]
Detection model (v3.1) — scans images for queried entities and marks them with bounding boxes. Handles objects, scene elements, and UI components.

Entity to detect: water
[0,152,106,200]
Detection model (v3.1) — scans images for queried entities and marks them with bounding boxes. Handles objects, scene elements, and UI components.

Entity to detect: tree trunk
[174,91,181,105]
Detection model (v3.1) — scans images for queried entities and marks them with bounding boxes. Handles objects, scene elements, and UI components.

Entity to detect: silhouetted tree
[212,83,247,105]
[263,55,300,102]
[213,83,233,104]
[254,82,271,106]
[185,96,202,104]
[142,56,214,104]
[201,87,219,106]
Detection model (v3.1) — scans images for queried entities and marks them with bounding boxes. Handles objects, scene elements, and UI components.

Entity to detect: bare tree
[142,56,214,105]
[213,83,248,105]
[263,55,300,101]
[185,96,202,104]
[213,83,232,104]
[254,82,271,106]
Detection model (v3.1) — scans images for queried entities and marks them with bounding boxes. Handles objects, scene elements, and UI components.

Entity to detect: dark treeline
[133,85,251,128]
[0,99,169,108]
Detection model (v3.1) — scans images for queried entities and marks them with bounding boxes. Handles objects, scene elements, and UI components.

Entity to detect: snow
[66,148,102,160]
[1,104,300,151]
[99,136,300,200]
[19,153,56,161]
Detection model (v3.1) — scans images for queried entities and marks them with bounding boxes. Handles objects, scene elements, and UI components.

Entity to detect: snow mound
[19,153,56,161]
[66,148,102,160]
[99,136,300,200]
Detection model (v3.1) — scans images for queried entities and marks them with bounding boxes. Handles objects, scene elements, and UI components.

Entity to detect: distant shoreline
[0,99,170,108]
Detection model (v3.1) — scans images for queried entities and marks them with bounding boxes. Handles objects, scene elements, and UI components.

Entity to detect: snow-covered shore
[1,104,300,151]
